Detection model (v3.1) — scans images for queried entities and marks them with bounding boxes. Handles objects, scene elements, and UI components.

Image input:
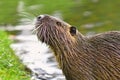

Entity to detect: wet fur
[35,15,120,80]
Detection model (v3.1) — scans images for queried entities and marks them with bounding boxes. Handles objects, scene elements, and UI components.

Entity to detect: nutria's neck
[51,33,90,80]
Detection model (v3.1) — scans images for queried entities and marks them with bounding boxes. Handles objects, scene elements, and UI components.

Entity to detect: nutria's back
[86,31,120,80]
[35,15,120,80]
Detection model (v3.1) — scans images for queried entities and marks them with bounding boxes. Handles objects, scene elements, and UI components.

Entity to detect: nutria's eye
[56,22,62,26]
[70,26,76,36]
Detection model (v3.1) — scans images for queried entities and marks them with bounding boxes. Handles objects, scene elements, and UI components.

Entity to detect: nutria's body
[35,15,120,80]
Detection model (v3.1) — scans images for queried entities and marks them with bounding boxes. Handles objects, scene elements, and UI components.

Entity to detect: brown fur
[35,15,120,80]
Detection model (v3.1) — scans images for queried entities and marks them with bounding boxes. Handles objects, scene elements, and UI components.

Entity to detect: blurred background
[0,0,120,34]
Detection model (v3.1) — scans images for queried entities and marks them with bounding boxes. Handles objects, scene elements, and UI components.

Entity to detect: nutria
[34,15,120,80]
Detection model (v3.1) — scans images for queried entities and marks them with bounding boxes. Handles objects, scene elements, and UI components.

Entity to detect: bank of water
[1,25,65,80]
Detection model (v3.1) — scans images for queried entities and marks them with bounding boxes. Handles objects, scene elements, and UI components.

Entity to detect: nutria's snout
[35,15,52,27]
[36,15,56,26]
[36,15,51,22]
[37,15,45,21]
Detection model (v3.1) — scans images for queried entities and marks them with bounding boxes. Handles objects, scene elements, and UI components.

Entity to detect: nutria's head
[35,15,82,49]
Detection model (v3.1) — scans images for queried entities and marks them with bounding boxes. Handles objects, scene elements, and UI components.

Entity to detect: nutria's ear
[70,26,76,36]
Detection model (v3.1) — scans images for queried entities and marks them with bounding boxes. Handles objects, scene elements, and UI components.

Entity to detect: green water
[0,0,120,33]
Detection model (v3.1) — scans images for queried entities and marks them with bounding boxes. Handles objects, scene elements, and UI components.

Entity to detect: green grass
[0,30,30,80]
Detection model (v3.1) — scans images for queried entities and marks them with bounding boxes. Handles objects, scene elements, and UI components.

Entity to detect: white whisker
[32,23,43,33]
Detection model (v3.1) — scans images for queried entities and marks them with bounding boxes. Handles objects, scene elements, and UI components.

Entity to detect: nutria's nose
[37,15,45,21]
